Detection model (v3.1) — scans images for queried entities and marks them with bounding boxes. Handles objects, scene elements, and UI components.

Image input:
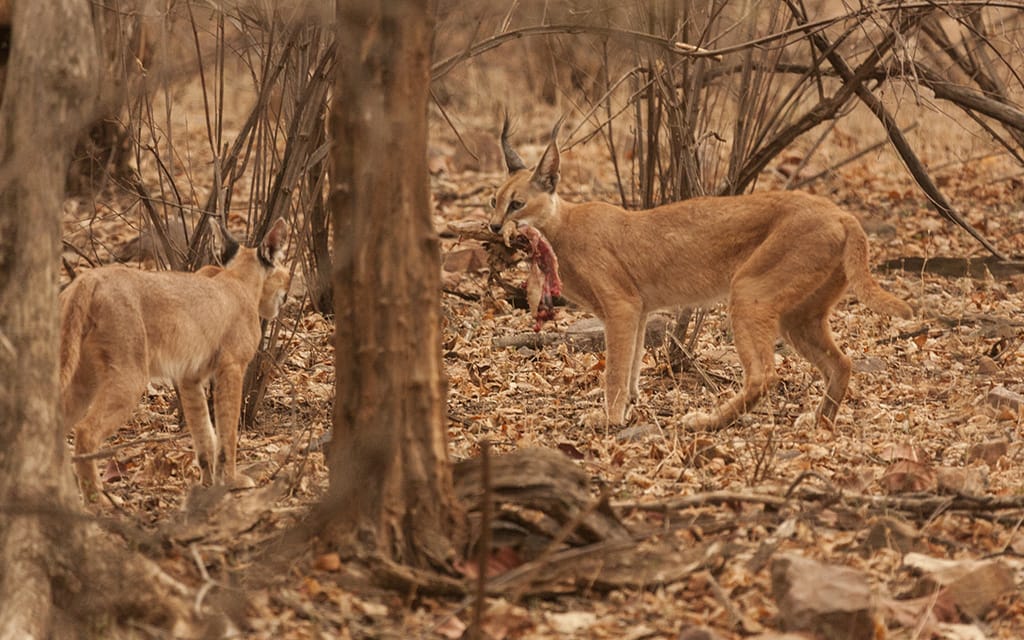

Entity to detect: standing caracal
[60,219,289,501]
[490,119,912,429]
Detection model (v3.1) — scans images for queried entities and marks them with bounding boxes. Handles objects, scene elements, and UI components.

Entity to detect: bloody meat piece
[513,225,562,331]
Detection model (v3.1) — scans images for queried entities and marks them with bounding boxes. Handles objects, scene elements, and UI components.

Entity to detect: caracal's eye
[509,199,524,212]
[489,196,497,209]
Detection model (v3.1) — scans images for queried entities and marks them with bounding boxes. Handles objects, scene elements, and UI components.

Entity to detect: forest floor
[58,68,1024,639]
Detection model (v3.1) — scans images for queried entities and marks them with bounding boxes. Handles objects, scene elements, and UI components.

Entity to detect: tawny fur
[60,219,289,501]
[490,120,912,429]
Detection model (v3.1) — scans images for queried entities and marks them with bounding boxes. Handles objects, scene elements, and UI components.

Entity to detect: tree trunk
[0,3,192,635]
[0,1,100,635]
[319,0,461,569]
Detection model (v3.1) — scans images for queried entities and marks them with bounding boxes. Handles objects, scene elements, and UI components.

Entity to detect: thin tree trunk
[0,2,98,636]
[319,0,461,569]
[0,3,193,635]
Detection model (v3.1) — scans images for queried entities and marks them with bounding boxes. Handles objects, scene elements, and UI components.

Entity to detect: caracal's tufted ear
[261,217,288,263]
[531,119,562,194]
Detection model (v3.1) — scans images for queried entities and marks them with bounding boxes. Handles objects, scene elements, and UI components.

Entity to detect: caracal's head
[219,217,290,319]
[489,117,562,237]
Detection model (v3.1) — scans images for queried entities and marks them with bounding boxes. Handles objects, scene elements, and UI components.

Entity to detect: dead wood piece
[461,460,679,599]
[808,489,1024,516]
[453,447,630,551]
[492,332,564,350]
[70,431,191,462]
[881,256,1024,280]
[493,315,672,352]
[617,487,1024,522]
[860,515,921,555]
[364,555,467,597]
[485,538,709,595]
[615,490,791,513]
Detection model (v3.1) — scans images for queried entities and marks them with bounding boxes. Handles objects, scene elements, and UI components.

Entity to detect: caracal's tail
[59,274,98,399]
[840,216,912,319]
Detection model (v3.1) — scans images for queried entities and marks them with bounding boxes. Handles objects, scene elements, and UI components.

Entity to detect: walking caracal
[60,219,289,501]
[490,120,912,429]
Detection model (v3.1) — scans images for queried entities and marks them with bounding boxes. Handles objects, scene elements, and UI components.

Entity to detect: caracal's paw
[793,411,817,430]
[795,410,836,432]
[679,411,721,431]
[228,473,257,490]
[580,408,608,430]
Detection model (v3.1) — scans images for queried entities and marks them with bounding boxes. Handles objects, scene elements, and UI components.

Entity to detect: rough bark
[0,2,100,636]
[320,0,461,569]
[0,3,191,636]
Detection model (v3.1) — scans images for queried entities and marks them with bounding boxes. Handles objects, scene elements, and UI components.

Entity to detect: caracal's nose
[489,223,503,234]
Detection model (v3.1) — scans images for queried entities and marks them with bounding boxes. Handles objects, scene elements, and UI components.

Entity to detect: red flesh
[515,226,562,331]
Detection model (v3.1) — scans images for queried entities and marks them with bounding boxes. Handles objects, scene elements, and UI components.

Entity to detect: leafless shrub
[77,2,334,429]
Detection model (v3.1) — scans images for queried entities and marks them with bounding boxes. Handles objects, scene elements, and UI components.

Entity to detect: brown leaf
[101,458,126,483]
[434,615,466,639]
[300,576,324,598]
[878,593,958,632]
[879,459,935,494]
[443,246,490,273]
[556,441,585,460]
[879,442,930,463]
[935,466,987,495]
[313,552,342,572]
[942,561,1015,619]
[770,554,877,638]
[481,599,535,639]
[967,438,1008,466]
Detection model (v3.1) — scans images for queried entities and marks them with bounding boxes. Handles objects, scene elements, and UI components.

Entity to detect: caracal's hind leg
[683,218,845,430]
[682,296,778,430]
[780,268,851,426]
[73,373,146,502]
[177,377,218,485]
[63,358,98,431]
[213,360,252,488]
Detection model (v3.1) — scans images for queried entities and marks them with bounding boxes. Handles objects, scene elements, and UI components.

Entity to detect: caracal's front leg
[178,377,218,485]
[628,314,648,402]
[213,360,253,488]
[602,302,645,426]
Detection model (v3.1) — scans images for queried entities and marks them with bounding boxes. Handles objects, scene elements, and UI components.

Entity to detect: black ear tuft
[212,215,240,265]
[221,238,240,265]
[500,112,527,173]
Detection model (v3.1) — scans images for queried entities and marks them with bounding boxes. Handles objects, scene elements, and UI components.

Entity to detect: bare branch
[786,2,1007,259]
